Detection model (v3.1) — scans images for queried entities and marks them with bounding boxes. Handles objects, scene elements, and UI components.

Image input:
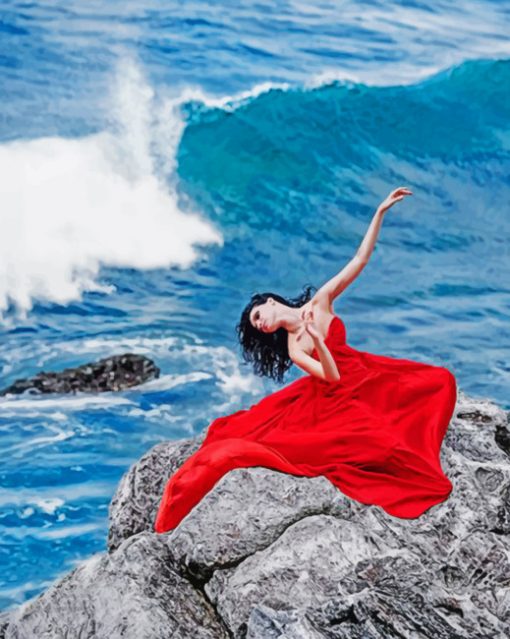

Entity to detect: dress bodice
[311,314,346,357]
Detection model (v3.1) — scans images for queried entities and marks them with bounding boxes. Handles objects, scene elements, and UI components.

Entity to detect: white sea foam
[3,429,75,456]
[0,483,114,510]
[0,394,134,412]
[32,497,65,515]
[0,59,222,320]
[56,335,183,357]
[37,522,101,540]
[139,371,213,392]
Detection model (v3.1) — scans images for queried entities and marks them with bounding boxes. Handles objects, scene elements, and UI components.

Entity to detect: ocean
[0,0,509,611]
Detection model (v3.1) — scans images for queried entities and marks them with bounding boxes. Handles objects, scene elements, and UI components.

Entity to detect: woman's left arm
[289,341,340,382]
[314,186,413,305]
[356,186,413,262]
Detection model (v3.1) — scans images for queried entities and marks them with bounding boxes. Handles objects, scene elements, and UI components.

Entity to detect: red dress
[154,314,456,532]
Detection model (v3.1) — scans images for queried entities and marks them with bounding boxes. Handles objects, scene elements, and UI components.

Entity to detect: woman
[154,187,457,533]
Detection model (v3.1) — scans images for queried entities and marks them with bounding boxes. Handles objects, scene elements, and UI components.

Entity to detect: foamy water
[0,61,222,318]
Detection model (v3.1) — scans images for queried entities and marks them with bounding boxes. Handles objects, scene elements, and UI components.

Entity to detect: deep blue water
[1,0,509,612]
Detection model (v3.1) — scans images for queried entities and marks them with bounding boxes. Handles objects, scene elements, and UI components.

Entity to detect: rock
[4,389,510,638]
[2,532,228,639]
[0,353,159,395]
[108,434,207,553]
[0,612,10,639]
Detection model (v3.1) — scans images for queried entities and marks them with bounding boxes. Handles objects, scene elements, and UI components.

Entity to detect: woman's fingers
[388,187,412,204]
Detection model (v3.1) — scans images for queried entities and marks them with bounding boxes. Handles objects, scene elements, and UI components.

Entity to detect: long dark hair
[236,283,317,384]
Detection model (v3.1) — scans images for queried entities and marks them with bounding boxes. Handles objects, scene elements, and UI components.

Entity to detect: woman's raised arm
[315,186,413,306]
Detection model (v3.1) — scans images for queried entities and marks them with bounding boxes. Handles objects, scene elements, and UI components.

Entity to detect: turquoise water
[0,0,509,611]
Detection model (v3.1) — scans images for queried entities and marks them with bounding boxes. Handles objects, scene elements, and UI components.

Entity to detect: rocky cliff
[2,389,510,638]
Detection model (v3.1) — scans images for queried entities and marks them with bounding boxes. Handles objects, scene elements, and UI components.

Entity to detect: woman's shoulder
[310,290,334,313]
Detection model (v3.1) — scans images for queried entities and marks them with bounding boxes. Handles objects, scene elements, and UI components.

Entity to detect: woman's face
[249,298,275,333]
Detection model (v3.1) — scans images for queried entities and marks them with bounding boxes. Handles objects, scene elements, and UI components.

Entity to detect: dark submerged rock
[0,353,159,395]
[3,389,510,638]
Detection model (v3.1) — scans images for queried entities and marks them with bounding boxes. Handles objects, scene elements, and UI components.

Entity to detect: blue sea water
[1,0,509,612]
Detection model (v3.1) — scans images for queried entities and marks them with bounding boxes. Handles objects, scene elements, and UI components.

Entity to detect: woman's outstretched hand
[378,186,413,214]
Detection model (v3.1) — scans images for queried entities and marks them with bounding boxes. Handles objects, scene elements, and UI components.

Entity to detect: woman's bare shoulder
[310,290,334,313]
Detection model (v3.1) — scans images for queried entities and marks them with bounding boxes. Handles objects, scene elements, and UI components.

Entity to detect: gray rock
[108,433,206,552]
[0,612,10,639]
[0,353,159,395]
[165,468,358,584]
[3,532,228,639]
[4,388,510,638]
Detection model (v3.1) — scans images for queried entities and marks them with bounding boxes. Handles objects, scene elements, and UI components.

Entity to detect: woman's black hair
[236,283,317,384]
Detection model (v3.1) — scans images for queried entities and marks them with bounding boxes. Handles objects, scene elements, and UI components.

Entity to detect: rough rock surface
[0,353,159,395]
[1,533,227,639]
[3,388,510,638]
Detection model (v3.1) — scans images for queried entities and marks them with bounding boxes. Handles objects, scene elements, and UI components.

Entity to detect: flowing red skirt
[154,315,457,533]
